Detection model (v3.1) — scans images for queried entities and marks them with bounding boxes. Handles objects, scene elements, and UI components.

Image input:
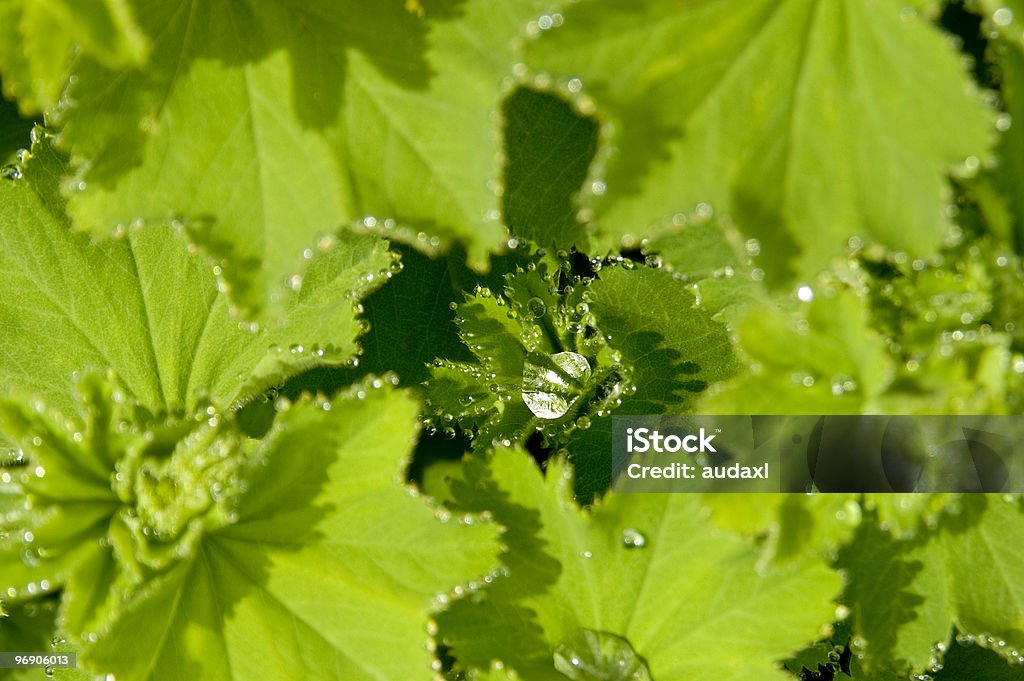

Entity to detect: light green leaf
[525,0,992,281]
[58,0,553,312]
[0,140,391,416]
[702,287,892,415]
[699,493,964,571]
[83,386,499,681]
[841,496,1024,673]
[0,372,248,636]
[642,212,768,324]
[0,0,147,114]
[438,448,842,681]
[3,383,500,679]
[699,493,864,565]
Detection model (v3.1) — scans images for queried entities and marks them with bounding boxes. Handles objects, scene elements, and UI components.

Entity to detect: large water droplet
[527,297,548,318]
[553,629,652,681]
[522,352,591,419]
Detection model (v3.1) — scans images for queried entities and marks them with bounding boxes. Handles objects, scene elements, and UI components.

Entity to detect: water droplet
[1,164,22,180]
[689,203,711,220]
[526,297,547,318]
[796,285,814,302]
[994,7,1014,26]
[522,352,591,419]
[553,629,651,681]
[621,528,646,549]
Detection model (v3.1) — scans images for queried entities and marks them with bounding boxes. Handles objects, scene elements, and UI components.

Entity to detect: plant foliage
[1,1,1023,680]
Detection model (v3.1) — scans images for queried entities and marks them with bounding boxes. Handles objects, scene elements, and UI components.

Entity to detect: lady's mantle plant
[0,1,1023,680]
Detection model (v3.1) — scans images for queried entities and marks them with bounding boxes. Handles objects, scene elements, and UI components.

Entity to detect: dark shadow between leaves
[614,329,713,409]
[732,186,802,286]
[602,98,682,210]
[502,88,599,252]
[836,515,927,667]
[438,454,563,679]
[938,493,992,537]
[0,77,38,162]
[934,629,1024,681]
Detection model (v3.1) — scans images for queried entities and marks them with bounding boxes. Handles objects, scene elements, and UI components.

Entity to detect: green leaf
[567,264,738,497]
[438,448,842,681]
[525,0,992,281]
[3,382,500,679]
[0,0,147,114]
[85,386,498,681]
[702,287,892,415]
[782,619,854,679]
[57,0,553,312]
[586,265,738,412]
[0,372,248,636]
[700,493,864,565]
[423,262,738,499]
[841,496,1024,673]
[0,140,391,416]
[641,212,768,323]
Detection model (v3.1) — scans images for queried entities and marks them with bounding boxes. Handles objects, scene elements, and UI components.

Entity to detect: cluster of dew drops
[0,126,66,182]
